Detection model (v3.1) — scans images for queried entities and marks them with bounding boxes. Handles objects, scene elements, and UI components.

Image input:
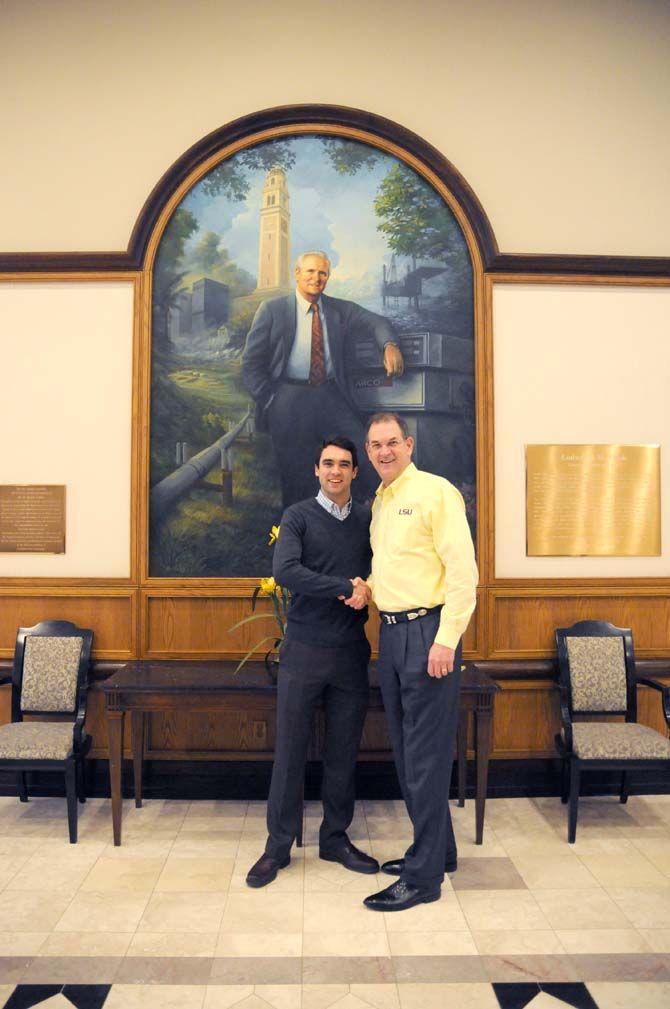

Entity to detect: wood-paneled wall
[488,589,670,660]
[0,588,137,660]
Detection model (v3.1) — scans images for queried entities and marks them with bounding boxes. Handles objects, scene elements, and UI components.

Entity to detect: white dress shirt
[316,489,353,521]
[285,291,334,380]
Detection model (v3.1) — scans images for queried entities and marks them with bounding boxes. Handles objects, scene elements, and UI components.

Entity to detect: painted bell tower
[255,167,291,295]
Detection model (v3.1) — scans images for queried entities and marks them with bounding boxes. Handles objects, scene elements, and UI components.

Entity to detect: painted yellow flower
[268,525,280,546]
[259,576,276,595]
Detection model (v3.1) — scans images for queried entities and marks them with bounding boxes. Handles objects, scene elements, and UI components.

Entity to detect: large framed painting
[148,123,478,577]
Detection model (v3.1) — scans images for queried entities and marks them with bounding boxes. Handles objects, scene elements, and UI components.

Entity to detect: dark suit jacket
[242,293,394,431]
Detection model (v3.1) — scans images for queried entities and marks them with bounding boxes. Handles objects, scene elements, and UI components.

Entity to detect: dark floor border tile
[2,986,62,1009]
[20,958,121,985]
[0,963,34,986]
[210,957,302,984]
[302,956,395,984]
[1,987,112,1009]
[570,953,670,982]
[114,957,213,985]
[540,981,599,1009]
[492,982,541,1009]
[393,955,487,983]
[485,955,579,983]
[63,985,112,1009]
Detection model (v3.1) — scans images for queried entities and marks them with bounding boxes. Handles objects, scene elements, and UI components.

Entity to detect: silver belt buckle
[407,608,427,621]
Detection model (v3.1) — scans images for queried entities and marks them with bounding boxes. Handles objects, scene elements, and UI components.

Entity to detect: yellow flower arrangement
[228,527,290,674]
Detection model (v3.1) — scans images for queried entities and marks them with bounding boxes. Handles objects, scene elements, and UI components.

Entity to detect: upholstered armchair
[555,619,670,842]
[0,620,94,842]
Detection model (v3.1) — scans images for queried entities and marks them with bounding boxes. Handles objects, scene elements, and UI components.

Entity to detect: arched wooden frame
[1,106,667,668]
[137,107,491,604]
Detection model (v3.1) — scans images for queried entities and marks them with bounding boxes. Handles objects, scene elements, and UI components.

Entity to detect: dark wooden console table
[102,661,498,847]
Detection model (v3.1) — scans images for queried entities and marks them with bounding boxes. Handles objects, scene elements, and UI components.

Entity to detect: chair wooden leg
[17,772,28,802]
[620,770,630,804]
[568,760,580,843]
[560,758,569,804]
[65,760,78,843]
[76,757,87,804]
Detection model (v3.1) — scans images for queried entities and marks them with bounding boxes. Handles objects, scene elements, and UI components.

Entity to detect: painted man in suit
[242,251,404,505]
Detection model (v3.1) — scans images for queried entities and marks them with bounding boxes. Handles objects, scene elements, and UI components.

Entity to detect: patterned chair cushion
[0,721,75,760]
[571,721,670,760]
[566,636,628,712]
[21,636,83,712]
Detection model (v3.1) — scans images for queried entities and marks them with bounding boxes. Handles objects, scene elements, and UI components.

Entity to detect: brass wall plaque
[0,485,66,553]
[526,445,661,556]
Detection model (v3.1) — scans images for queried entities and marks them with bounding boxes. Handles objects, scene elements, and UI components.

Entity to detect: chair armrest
[73,680,91,746]
[637,676,668,690]
[637,677,670,729]
[558,682,574,749]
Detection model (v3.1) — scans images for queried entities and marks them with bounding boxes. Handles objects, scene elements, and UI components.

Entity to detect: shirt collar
[316,489,352,520]
[296,290,322,315]
[375,461,417,499]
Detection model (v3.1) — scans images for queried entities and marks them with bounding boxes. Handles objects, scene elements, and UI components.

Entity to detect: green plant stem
[228,612,280,633]
[233,634,280,674]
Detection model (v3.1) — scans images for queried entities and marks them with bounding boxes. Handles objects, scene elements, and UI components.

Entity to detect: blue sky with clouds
[180,137,407,305]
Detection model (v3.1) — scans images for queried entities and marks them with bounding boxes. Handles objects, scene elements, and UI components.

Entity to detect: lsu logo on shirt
[398,508,413,515]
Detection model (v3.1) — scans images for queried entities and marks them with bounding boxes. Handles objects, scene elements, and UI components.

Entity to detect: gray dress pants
[265,635,371,860]
[377,611,462,889]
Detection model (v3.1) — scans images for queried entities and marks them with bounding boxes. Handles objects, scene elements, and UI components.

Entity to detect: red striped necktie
[309,302,327,385]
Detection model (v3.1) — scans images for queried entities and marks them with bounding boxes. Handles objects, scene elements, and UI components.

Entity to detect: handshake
[339,577,372,611]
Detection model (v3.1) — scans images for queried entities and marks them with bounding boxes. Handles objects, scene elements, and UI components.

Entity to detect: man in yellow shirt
[356,412,478,911]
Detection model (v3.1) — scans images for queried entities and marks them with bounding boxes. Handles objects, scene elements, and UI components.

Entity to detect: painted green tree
[374,163,462,267]
[200,141,296,200]
[152,207,199,348]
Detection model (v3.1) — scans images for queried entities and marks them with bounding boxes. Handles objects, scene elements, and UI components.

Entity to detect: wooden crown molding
[488,252,670,278]
[1,104,668,278]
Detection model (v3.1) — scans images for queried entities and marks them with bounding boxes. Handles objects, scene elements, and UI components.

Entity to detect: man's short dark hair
[315,435,358,469]
[365,412,410,440]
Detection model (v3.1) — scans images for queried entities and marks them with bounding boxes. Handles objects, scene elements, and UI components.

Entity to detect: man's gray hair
[365,412,411,440]
[295,251,331,272]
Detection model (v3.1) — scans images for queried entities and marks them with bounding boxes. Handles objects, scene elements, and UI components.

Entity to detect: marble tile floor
[0,793,668,1007]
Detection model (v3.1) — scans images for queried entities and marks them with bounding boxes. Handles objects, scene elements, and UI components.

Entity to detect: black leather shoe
[319,839,379,874]
[381,856,457,875]
[364,879,441,911]
[246,853,290,888]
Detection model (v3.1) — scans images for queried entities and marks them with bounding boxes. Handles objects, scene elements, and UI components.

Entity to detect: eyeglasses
[366,438,406,453]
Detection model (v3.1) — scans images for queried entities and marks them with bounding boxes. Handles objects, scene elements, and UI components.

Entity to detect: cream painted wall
[493,283,670,578]
[1,2,668,583]
[2,0,669,257]
[0,282,134,577]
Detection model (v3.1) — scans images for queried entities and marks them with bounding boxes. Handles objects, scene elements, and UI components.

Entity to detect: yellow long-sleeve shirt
[369,463,478,649]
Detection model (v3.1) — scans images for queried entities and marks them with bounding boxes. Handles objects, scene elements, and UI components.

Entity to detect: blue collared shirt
[316,489,352,521]
[285,291,334,380]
